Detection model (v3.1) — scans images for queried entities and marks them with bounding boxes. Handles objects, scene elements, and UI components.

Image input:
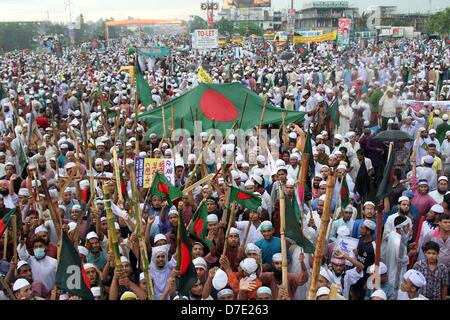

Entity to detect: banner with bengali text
[294,31,337,43]
[135,158,175,189]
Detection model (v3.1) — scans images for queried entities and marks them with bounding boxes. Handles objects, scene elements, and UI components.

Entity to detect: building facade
[297,1,358,31]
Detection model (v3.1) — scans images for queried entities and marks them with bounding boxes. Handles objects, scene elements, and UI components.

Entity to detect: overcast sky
[0,0,447,23]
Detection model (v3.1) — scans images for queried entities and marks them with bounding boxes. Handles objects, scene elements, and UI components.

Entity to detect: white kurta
[18,244,57,291]
[384,231,408,287]
[336,105,353,136]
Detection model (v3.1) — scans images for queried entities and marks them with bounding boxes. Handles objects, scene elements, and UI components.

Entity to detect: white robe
[384,231,408,288]
[336,105,353,136]
[18,244,57,291]
[289,245,312,300]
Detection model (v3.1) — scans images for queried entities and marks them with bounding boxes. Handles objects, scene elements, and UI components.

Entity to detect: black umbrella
[280,51,294,60]
[375,129,413,142]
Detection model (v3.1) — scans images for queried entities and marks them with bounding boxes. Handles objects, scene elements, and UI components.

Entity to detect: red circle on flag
[200,89,238,122]
[180,242,191,275]
[158,182,169,196]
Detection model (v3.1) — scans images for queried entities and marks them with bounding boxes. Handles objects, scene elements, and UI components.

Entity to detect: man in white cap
[436,114,450,143]
[440,130,450,158]
[364,262,394,300]
[420,145,442,178]
[16,260,50,299]
[85,231,107,270]
[417,204,444,263]
[193,257,208,282]
[429,175,448,206]
[378,88,399,130]
[329,205,355,243]
[398,269,428,300]
[221,257,262,300]
[259,252,308,299]
[382,196,413,249]
[17,237,57,292]
[370,289,387,300]
[336,95,353,136]
[286,153,300,181]
[12,278,45,300]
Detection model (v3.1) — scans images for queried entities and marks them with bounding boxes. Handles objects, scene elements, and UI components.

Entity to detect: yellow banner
[135,157,175,189]
[197,67,213,84]
[294,31,337,43]
[117,66,135,80]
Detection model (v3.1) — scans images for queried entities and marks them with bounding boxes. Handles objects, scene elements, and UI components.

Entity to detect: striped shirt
[413,260,448,300]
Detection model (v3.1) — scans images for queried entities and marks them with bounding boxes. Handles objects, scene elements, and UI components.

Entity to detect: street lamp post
[201,1,218,29]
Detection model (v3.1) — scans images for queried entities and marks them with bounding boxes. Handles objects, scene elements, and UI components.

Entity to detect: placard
[135,158,175,189]
[192,29,219,50]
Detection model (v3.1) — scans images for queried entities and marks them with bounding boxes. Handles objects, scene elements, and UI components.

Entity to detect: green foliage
[216,18,234,36]
[236,21,263,37]
[425,7,450,37]
[188,16,207,33]
[0,22,38,51]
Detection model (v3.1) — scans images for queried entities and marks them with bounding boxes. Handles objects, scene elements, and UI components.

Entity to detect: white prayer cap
[337,164,347,171]
[13,278,30,292]
[251,174,263,186]
[371,289,387,300]
[319,267,332,283]
[231,170,240,180]
[212,268,228,290]
[86,231,99,240]
[72,204,81,211]
[319,194,326,201]
[229,227,239,235]
[288,132,297,139]
[337,226,350,237]
[217,288,234,299]
[236,154,245,163]
[258,220,273,231]
[245,243,261,254]
[240,258,258,274]
[228,134,235,141]
[286,179,295,187]
[207,214,219,223]
[334,134,343,141]
[443,114,449,120]
[95,158,103,165]
[363,219,376,231]
[120,256,130,265]
[154,234,167,243]
[84,263,96,270]
[78,246,89,257]
[256,155,266,163]
[91,287,102,298]
[100,217,107,222]
[241,162,249,168]
[363,201,375,208]
[193,257,207,270]
[430,204,444,214]
[256,286,272,297]
[403,269,427,288]
[316,287,330,298]
[438,176,448,182]
[272,253,282,262]
[368,262,387,274]
[139,152,147,157]
[60,143,69,149]
[290,153,300,160]
[276,159,285,167]
[218,177,225,184]
[18,188,29,196]
[319,180,327,187]
[334,150,343,156]
[34,225,48,235]
[245,180,254,187]
[398,196,410,203]
[17,260,29,270]
[429,129,437,135]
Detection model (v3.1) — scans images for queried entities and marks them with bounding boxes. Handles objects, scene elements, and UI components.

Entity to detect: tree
[216,18,234,36]
[236,21,263,36]
[0,22,38,51]
[425,7,450,38]
[354,11,370,30]
[188,16,207,33]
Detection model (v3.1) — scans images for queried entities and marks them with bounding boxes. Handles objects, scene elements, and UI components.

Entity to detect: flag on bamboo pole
[326,98,340,127]
[56,232,95,300]
[150,173,182,205]
[285,192,315,253]
[97,84,116,116]
[0,209,16,237]
[376,149,396,201]
[176,212,197,296]
[188,202,213,253]
[340,175,350,209]
[135,57,154,108]
[229,186,262,212]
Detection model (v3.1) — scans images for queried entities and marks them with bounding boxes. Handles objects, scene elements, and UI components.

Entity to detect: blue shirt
[351,213,389,239]
[87,250,107,270]
[311,198,336,212]
[255,236,289,266]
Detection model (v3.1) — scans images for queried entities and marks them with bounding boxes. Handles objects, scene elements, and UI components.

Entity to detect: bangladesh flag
[56,232,94,300]
[176,212,198,297]
[229,186,262,212]
[97,84,116,116]
[150,173,182,205]
[298,44,309,59]
[135,57,154,108]
[285,192,315,254]
[327,98,340,127]
[303,129,316,175]
[138,83,305,137]
[340,175,350,209]
[376,149,396,201]
[0,209,16,237]
[188,202,213,252]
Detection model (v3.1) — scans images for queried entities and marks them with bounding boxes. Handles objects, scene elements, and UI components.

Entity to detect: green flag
[135,58,154,108]
[285,193,315,254]
[229,186,262,211]
[376,149,396,201]
[97,84,116,117]
[326,98,340,127]
[176,212,198,296]
[150,173,182,205]
[340,175,350,209]
[188,202,214,252]
[56,232,95,300]
[0,209,16,237]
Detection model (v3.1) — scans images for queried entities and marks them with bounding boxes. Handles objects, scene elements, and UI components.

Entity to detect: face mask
[34,247,46,260]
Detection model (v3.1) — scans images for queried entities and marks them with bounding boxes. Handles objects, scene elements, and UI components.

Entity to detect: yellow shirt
[420,156,442,173]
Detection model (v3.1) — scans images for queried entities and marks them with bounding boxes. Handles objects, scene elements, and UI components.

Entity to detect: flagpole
[222,202,236,257]
[307,170,336,300]
[176,204,182,272]
[257,98,268,141]
[127,163,154,300]
[112,147,124,206]
[11,214,17,265]
[2,228,7,260]
[238,93,249,129]
[278,184,288,290]
[161,104,167,141]
[41,178,62,240]
[171,103,175,147]
[102,184,122,270]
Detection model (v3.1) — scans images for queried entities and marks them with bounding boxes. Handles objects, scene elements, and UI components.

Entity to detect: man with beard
[85,231,107,270]
[150,245,176,300]
[417,204,444,262]
[0,177,17,209]
[35,155,55,183]
[15,260,50,299]
[311,174,323,200]
[428,176,449,204]
[352,201,381,238]
[58,188,80,218]
[259,252,308,299]
[17,237,57,292]
[26,225,57,259]
[226,228,241,272]
[12,278,45,300]
[145,195,167,240]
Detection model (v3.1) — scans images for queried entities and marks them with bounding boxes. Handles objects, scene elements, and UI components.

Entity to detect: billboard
[337,18,351,48]
[192,29,219,50]
[223,0,271,8]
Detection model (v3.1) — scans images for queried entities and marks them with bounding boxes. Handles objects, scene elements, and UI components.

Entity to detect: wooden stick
[161,104,167,140]
[328,283,340,300]
[102,184,122,270]
[11,215,17,265]
[257,99,268,140]
[278,184,288,289]
[307,170,336,300]
[182,174,214,194]
[242,220,252,248]
[2,228,8,260]
[112,147,124,205]
[220,185,232,226]
[41,178,62,240]
[222,202,236,257]
[0,275,16,300]
[57,166,78,203]
[238,93,249,129]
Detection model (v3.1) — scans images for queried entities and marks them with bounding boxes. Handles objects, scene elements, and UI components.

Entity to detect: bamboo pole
[328,283,340,300]
[182,174,214,194]
[102,184,122,270]
[257,98,268,140]
[161,104,167,141]
[2,229,8,260]
[171,103,175,146]
[222,202,236,257]
[238,93,249,129]
[307,170,336,300]
[11,215,17,265]
[278,184,288,289]
[41,178,62,240]
[127,163,154,300]
[112,147,124,205]
[220,185,231,226]
[0,276,16,300]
